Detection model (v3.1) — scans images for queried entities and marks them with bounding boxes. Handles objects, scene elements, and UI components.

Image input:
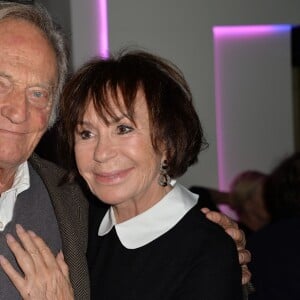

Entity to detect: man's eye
[117,125,133,135]
[79,130,93,140]
[29,89,49,99]
[0,76,12,94]
[27,88,50,108]
[33,91,43,98]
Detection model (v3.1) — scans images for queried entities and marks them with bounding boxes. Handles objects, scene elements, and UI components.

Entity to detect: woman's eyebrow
[76,120,91,126]
[76,114,129,127]
[110,115,126,124]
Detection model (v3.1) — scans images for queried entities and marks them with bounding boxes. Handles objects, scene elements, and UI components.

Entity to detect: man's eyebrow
[0,72,54,90]
[30,83,54,90]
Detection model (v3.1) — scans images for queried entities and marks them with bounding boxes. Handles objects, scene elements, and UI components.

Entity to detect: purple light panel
[214,25,291,36]
[98,0,109,58]
[213,24,291,190]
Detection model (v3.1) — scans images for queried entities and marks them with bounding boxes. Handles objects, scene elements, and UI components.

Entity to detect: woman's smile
[75,96,165,212]
[93,167,134,185]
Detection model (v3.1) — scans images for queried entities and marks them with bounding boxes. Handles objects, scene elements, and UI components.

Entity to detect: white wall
[214,27,294,190]
[42,0,300,189]
[68,0,100,70]
[107,0,300,189]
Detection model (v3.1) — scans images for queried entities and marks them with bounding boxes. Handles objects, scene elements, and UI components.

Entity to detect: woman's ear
[160,148,169,163]
[157,140,173,164]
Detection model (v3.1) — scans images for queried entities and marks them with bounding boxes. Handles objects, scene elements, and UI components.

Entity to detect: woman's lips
[94,167,133,184]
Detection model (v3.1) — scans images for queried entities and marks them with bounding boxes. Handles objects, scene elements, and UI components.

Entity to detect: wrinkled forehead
[0,18,58,86]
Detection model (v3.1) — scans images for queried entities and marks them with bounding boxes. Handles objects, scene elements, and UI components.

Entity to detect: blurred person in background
[247,152,300,300]
[229,171,270,237]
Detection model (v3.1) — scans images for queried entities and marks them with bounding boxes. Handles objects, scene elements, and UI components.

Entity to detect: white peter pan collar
[98,182,198,249]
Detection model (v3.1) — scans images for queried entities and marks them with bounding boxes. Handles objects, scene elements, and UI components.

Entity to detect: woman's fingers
[5,231,37,274]
[56,251,70,278]
[5,225,57,278]
[27,230,57,268]
[1,226,74,300]
[15,225,57,270]
[0,254,26,293]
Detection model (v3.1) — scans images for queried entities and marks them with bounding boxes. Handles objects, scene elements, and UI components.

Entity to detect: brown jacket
[29,153,90,299]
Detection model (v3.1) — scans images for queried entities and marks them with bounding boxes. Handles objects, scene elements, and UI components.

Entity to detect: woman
[64,49,242,299]
[1,50,244,299]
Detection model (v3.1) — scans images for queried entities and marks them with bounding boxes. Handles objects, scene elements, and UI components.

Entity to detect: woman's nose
[93,136,117,163]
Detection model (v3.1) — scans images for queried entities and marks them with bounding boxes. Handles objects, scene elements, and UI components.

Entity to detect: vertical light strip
[98,0,109,58]
[213,24,291,191]
[212,31,225,190]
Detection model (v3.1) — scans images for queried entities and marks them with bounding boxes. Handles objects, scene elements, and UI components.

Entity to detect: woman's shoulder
[164,183,236,250]
[182,203,234,243]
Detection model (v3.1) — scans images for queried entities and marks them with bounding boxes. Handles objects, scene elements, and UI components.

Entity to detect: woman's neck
[113,184,173,223]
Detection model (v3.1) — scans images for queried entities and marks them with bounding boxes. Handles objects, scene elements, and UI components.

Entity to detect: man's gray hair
[0,1,69,127]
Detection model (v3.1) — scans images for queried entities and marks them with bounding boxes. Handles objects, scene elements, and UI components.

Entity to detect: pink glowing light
[213,35,225,190]
[214,25,291,36]
[213,24,291,190]
[98,0,109,58]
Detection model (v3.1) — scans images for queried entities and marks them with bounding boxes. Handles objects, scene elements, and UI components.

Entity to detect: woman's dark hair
[264,152,300,221]
[59,49,207,180]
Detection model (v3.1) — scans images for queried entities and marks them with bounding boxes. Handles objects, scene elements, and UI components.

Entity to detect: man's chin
[0,155,27,170]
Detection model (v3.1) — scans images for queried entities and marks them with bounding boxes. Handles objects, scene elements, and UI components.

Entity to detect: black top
[87,200,243,299]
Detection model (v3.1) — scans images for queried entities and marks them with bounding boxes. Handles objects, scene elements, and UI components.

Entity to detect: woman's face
[74,89,169,219]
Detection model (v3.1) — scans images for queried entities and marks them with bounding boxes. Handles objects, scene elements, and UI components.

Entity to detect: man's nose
[0,89,29,124]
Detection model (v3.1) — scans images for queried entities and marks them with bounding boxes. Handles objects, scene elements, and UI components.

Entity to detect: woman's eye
[79,130,93,139]
[116,124,133,135]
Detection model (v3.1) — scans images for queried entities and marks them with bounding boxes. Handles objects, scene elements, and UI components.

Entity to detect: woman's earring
[158,160,171,186]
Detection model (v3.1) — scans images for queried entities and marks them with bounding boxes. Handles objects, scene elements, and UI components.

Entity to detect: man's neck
[0,167,17,195]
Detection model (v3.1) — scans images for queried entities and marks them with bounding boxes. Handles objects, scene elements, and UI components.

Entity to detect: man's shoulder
[28,153,89,216]
[29,152,66,176]
[28,153,86,200]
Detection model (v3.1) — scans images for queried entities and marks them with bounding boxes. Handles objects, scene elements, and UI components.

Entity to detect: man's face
[0,18,57,171]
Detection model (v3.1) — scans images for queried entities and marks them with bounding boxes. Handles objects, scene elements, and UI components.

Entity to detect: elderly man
[0,2,250,299]
[0,3,89,299]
